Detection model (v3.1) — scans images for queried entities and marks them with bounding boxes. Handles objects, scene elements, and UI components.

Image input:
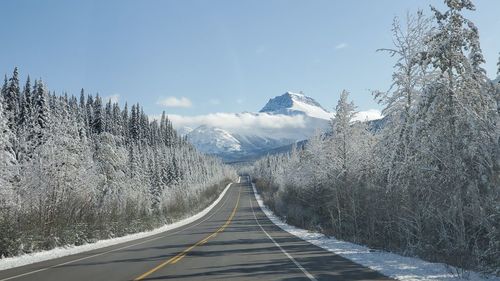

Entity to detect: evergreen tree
[4,68,20,130]
[1,75,7,99]
[33,80,50,147]
[0,68,234,259]
[92,95,103,134]
[497,52,500,76]
[0,97,17,211]
[130,104,140,143]
[86,94,94,135]
[104,99,112,133]
[122,102,129,141]
[19,76,32,128]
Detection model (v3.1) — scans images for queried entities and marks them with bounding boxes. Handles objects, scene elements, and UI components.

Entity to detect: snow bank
[252,184,499,281]
[0,182,233,271]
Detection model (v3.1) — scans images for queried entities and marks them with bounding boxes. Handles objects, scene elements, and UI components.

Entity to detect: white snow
[251,183,499,281]
[187,125,242,154]
[0,182,233,271]
[288,94,333,120]
[177,126,194,136]
[260,91,333,120]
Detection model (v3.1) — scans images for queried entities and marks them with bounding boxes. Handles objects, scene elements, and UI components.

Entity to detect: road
[0,177,393,281]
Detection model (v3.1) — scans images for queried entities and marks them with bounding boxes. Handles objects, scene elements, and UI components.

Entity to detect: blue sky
[1,0,499,117]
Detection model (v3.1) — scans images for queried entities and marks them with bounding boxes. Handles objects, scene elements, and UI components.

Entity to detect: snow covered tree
[418,0,498,196]
[375,11,434,191]
[330,90,357,184]
[407,0,499,268]
[92,95,104,134]
[497,52,500,76]
[0,98,17,203]
[33,80,50,147]
[251,2,499,273]
[0,68,236,257]
[18,76,31,129]
[4,68,20,130]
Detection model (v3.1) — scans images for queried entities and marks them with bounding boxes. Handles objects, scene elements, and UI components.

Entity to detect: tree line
[252,1,499,274]
[0,68,235,258]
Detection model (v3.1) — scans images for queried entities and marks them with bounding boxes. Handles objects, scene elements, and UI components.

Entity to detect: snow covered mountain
[176,126,193,136]
[187,125,242,154]
[186,92,332,161]
[260,91,332,120]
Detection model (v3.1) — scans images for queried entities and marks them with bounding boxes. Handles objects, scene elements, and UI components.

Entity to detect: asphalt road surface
[0,177,393,281]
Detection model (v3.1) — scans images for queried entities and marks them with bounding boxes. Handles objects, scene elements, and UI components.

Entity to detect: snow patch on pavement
[0,182,233,271]
[252,183,499,281]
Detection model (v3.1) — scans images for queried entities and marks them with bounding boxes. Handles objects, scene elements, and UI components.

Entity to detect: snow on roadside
[0,182,233,271]
[252,184,499,281]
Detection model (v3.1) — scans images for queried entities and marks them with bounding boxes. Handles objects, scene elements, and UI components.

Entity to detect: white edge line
[249,183,318,281]
[0,182,234,276]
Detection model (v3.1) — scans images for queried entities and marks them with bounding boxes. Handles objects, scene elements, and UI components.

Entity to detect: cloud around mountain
[151,92,384,160]
[165,109,381,134]
[168,112,307,134]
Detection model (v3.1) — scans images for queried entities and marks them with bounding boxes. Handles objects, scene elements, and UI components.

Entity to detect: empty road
[0,177,393,281]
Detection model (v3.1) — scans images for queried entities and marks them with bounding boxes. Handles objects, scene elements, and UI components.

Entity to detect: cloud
[353,109,383,122]
[150,109,382,140]
[335,42,348,50]
[167,112,306,131]
[104,94,120,103]
[157,96,192,108]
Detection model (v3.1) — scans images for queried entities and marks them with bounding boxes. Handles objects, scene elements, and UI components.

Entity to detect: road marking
[249,191,318,281]
[133,186,242,281]
[0,184,235,281]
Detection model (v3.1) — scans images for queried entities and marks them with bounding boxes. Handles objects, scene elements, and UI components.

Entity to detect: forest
[252,2,500,274]
[0,68,235,258]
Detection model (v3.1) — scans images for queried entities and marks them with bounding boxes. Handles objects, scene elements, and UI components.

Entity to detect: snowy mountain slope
[176,126,193,136]
[260,91,333,120]
[187,125,242,154]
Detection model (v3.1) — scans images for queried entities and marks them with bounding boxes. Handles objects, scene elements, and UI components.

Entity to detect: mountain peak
[259,91,332,120]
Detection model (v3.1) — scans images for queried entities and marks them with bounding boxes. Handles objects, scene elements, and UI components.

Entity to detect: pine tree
[122,102,129,141]
[79,89,85,110]
[111,103,122,136]
[0,97,17,208]
[130,104,140,143]
[1,76,7,99]
[104,99,112,133]
[33,80,50,147]
[92,95,103,134]
[160,111,167,145]
[86,94,94,135]
[19,76,32,128]
[497,52,500,77]
[5,68,20,132]
[0,68,234,258]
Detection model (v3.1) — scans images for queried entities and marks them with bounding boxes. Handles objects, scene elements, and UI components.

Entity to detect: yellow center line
[133,185,242,281]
